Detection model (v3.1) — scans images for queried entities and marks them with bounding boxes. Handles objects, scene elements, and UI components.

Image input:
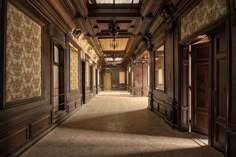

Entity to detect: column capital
[143,32,154,51]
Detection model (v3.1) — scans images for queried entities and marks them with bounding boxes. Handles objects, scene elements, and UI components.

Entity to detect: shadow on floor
[91,146,222,157]
[61,109,193,139]
[23,141,222,157]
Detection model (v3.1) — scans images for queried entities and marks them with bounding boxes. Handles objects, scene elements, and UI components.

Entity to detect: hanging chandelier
[110,39,118,49]
[108,23,120,50]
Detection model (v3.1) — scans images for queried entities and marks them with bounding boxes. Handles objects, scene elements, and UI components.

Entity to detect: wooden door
[104,72,112,90]
[192,42,210,135]
[212,30,227,152]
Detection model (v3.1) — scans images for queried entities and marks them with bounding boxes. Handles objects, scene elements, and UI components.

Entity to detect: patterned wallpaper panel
[181,0,227,40]
[70,46,79,90]
[119,72,125,84]
[6,3,42,103]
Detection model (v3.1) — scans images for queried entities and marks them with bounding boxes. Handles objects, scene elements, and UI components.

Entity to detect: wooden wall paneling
[152,91,174,126]
[30,115,50,138]
[165,32,174,97]
[179,46,189,130]
[151,31,175,126]
[0,0,7,109]
[227,1,236,156]
[229,19,236,157]
[130,63,135,95]
[148,49,155,110]
[89,65,93,93]
[81,61,86,104]
[133,63,143,96]
[174,21,185,129]
[96,69,98,94]
[172,25,178,127]
[142,63,149,96]
[0,127,28,157]
[99,70,103,90]
[0,1,52,156]
[230,0,236,24]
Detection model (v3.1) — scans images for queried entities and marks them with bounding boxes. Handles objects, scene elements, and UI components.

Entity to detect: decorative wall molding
[73,33,98,63]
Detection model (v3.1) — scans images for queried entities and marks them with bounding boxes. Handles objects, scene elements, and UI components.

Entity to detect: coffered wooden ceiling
[75,0,153,62]
[43,0,181,65]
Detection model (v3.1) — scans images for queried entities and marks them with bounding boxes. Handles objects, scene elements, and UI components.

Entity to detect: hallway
[21,92,222,157]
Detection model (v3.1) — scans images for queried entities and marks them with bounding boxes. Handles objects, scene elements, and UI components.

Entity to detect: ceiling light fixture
[108,23,120,49]
[110,39,118,49]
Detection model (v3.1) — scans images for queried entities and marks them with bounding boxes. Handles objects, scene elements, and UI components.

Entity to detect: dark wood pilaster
[148,49,154,110]
[227,1,236,157]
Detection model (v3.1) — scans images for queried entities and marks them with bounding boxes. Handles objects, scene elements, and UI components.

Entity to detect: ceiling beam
[103,51,126,55]
[72,0,88,17]
[47,0,76,30]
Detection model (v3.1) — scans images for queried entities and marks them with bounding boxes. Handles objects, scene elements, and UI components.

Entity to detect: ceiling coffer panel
[99,38,129,51]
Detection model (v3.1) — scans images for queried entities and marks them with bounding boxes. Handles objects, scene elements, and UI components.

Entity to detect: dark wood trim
[0,0,7,109]
[172,25,177,127]
[230,0,236,24]
[226,0,233,156]
[50,36,68,116]
[11,105,81,157]
[209,35,214,146]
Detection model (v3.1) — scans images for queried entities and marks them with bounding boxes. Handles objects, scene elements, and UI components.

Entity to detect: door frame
[50,40,66,122]
[179,27,227,153]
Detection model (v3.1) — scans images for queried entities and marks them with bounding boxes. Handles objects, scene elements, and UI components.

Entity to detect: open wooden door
[212,30,227,152]
[192,42,210,135]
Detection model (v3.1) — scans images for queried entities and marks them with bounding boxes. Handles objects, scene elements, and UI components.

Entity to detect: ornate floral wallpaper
[181,0,227,40]
[6,3,42,102]
[70,46,79,90]
[119,72,125,84]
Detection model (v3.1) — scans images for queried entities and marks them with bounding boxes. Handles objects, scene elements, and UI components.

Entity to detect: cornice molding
[73,34,99,63]
[27,0,70,32]
[47,0,76,31]
[58,0,77,18]
[72,0,88,17]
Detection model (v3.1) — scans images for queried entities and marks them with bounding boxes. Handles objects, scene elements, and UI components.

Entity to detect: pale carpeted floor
[21,91,223,157]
